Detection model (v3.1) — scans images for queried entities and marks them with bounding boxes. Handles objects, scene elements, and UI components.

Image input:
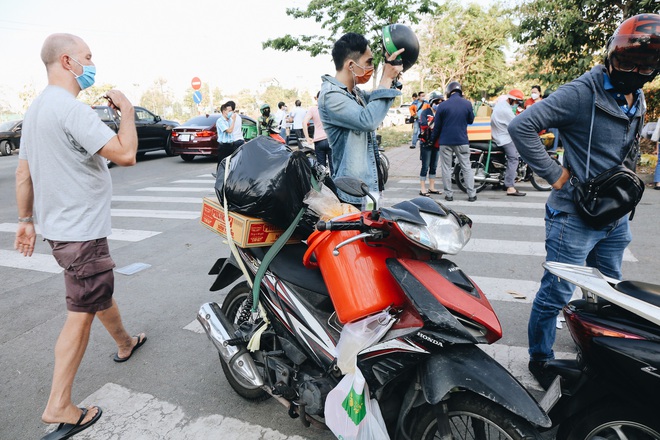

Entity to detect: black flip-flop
[419,191,431,197]
[507,190,527,197]
[428,189,441,194]
[42,406,102,440]
[113,334,147,363]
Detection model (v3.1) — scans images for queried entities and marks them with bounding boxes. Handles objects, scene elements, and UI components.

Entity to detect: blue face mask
[69,57,96,90]
[227,111,233,119]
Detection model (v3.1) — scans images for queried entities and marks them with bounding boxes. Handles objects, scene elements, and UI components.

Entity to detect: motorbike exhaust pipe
[197,302,264,387]
[474,176,500,184]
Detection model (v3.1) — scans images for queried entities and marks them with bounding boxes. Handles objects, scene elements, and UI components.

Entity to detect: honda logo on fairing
[417,332,444,347]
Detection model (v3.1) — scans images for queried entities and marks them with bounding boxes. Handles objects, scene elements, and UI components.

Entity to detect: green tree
[262,0,437,69]
[18,84,38,112]
[419,1,513,99]
[181,83,223,114]
[259,86,299,110]
[140,78,175,116]
[514,0,655,85]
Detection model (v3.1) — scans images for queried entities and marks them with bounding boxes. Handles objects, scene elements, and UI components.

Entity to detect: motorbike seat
[615,280,660,308]
[470,141,504,153]
[250,243,329,296]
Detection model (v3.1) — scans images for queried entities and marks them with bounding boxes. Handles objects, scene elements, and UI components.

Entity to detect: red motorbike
[198,176,550,439]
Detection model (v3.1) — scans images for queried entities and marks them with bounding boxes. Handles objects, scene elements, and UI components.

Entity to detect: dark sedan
[170,114,257,162]
[0,120,22,156]
[91,105,179,157]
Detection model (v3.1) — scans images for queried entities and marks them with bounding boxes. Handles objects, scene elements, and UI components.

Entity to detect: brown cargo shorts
[48,238,116,313]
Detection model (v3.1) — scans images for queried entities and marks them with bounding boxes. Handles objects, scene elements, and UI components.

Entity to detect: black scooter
[538,262,660,439]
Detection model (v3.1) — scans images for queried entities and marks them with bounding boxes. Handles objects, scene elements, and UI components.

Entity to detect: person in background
[652,117,660,189]
[491,89,526,196]
[275,101,288,141]
[225,100,245,151]
[289,99,307,147]
[15,33,147,439]
[257,103,284,142]
[418,92,443,196]
[303,91,332,174]
[318,32,404,206]
[509,14,659,390]
[524,85,543,109]
[409,92,419,148]
[215,103,237,165]
[431,81,477,202]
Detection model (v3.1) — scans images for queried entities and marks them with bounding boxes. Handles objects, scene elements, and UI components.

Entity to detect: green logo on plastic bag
[342,385,366,425]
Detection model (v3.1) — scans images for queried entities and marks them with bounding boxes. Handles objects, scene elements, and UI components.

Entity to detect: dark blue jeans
[419,145,439,181]
[528,206,631,362]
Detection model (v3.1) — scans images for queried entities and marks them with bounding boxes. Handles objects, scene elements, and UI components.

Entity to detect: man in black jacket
[431,81,476,202]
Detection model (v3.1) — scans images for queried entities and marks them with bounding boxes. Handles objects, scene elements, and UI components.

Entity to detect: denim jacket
[318,75,400,204]
[509,65,645,214]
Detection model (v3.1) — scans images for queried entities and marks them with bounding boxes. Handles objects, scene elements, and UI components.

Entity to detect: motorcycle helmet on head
[507,89,524,102]
[428,91,444,104]
[382,23,420,72]
[605,14,660,92]
[445,81,462,98]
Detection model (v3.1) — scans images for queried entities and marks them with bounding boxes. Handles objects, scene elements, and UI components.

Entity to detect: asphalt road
[0,147,658,439]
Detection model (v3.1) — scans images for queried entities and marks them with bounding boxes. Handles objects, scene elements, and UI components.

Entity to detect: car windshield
[0,120,19,131]
[182,115,221,127]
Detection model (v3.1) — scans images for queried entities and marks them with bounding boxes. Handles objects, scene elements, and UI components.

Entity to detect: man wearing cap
[491,89,526,196]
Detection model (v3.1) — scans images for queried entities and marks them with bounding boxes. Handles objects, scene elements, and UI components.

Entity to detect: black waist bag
[573,165,644,229]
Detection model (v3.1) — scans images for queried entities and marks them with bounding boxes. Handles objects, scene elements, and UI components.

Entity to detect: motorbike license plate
[179,134,191,141]
[539,375,562,413]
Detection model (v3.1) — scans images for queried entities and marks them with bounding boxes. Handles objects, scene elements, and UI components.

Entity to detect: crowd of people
[12,12,660,438]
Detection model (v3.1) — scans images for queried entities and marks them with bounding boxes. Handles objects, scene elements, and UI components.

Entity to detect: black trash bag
[215,136,324,238]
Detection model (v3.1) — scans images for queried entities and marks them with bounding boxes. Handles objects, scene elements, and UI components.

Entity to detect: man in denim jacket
[319,33,403,205]
[509,13,659,390]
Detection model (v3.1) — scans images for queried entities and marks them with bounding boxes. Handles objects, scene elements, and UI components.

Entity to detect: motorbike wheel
[411,393,541,440]
[219,282,270,402]
[455,160,488,193]
[529,157,560,191]
[379,151,390,170]
[559,403,660,440]
[379,159,389,185]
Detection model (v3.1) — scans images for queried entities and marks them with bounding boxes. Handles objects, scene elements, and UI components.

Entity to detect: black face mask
[262,109,270,118]
[608,67,654,94]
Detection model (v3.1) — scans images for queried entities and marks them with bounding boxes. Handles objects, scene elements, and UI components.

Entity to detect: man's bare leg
[42,311,99,425]
[96,299,145,359]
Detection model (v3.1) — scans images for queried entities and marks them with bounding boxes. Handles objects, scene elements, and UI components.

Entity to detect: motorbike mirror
[334,177,369,197]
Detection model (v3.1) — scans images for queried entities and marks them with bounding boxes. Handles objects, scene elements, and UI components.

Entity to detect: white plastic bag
[303,186,359,222]
[336,311,395,374]
[324,366,390,440]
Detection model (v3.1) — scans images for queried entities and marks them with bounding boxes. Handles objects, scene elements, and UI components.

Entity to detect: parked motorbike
[538,261,660,439]
[454,135,559,193]
[198,176,550,439]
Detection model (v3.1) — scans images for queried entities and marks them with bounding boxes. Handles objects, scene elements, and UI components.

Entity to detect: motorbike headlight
[396,211,471,254]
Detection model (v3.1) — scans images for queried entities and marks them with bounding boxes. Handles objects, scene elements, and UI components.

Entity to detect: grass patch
[378,125,413,149]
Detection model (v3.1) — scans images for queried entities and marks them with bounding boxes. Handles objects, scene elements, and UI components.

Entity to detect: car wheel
[0,141,12,156]
[181,154,195,162]
[164,135,175,157]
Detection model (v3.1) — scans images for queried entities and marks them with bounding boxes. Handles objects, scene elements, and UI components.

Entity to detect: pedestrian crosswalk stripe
[138,187,214,193]
[468,215,545,227]
[385,198,547,209]
[0,223,161,242]
[111,209,199,219]
[464,238,637,262]
[471,276,540,302]
[172,179,215,184]
[0,250,61,273]
[112,195,203,203]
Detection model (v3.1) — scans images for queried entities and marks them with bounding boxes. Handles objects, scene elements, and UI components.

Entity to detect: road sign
[193,90,202,104]
[191,77,202,90]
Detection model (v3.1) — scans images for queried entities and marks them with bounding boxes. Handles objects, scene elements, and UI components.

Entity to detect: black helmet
[445,81,462,98]
[382,24,419,72]
[428,91,444,104]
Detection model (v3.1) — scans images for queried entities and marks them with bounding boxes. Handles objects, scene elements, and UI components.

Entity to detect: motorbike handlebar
[316,220,364,231]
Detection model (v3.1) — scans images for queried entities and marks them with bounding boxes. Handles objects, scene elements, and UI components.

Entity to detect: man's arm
[509,86,576,189]
[303,110,312,142]
[15,159,36,256]
[97,90,138,166]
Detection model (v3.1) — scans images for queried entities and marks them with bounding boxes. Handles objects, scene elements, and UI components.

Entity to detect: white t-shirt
[490,99,516,146]
[274,108,287,130]
[19,85,116,241]
[290,106,307,129]
[231,114,244,141]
